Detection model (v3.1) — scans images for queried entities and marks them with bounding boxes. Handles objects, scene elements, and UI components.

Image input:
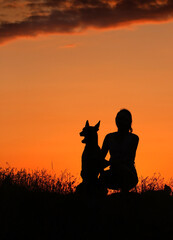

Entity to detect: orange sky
[0,19,173,180]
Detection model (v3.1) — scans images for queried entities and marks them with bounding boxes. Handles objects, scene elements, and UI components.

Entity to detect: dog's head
[80,120,100,144]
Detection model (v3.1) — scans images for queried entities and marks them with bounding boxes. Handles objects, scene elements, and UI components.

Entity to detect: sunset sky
[0,0,173,180]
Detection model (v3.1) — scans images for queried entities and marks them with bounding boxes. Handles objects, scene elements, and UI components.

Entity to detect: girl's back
[104,132,139,168]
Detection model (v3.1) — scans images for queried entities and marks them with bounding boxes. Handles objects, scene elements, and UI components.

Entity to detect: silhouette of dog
[76,120,109,196]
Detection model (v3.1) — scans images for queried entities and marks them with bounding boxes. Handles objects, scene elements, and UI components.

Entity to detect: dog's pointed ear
[95,121,100,131]
[85,120,89,127]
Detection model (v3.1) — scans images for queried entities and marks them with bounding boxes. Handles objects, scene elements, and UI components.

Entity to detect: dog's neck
[85,138,98,148]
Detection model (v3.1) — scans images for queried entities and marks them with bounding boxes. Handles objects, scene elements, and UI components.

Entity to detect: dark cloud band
[0,0,173,44]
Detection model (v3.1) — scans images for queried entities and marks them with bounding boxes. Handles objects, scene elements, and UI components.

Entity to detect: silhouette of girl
[100,109,139,192]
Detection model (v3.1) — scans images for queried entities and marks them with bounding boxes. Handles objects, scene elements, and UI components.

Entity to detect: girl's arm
[123,135,139,164]
[101,134,109,159]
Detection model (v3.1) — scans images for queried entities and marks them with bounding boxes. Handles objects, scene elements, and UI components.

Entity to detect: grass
[0,167,172,240]
[0,167,76,194]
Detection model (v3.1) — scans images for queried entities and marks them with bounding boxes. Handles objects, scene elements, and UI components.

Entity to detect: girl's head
[115,109,133,133]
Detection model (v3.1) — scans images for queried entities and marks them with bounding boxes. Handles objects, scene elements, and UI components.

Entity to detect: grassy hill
[0,168,172,240]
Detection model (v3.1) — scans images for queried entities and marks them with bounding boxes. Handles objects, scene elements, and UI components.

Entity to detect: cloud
[60,43,77,48]
[0,0,173,44]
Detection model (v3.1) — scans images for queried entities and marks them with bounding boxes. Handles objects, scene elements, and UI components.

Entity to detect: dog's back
[81,144,103,182]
